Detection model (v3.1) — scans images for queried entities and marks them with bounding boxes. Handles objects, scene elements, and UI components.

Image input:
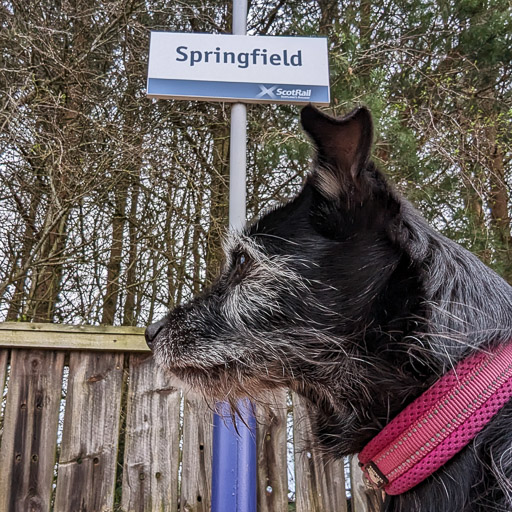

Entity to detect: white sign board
[147,32,330,105]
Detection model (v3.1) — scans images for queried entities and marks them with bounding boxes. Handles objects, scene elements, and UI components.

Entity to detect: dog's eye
[237,252,248,268]
[229,251,250,283]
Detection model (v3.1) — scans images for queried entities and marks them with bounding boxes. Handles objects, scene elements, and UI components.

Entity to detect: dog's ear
[301,105,373,199]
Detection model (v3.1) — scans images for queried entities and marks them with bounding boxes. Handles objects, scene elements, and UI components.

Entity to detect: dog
[146,105,512,512]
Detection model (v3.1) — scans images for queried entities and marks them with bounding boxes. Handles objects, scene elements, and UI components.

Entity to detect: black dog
[146,106,512,512]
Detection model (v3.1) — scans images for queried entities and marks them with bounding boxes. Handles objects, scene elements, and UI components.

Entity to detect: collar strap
[358,342,512,495]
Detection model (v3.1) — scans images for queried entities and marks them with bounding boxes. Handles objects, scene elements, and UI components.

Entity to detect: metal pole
[212,1,256,512]
[229,102,247,229]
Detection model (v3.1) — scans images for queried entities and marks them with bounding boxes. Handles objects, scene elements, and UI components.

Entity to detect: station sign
[147,32,330,105]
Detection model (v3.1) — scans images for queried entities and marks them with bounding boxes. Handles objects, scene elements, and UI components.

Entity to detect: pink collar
[358,342,512,495]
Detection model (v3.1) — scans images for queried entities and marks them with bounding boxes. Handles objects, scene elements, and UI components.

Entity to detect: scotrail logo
[256,85,312,100]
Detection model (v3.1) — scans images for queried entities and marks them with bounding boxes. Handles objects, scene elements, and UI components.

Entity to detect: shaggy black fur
[147,105,512,512]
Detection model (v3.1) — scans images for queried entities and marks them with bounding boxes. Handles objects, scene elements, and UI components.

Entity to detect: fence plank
[350,456,383,512]
[293,393,347,512]
[0,348,7,392]
[256,389,288,512]
[0,349,64,512]
[0,348,8,443]
[54,351,124,512]
[121,354,181,512]
[180,393,213,512]
[0,322,146,352]
[0,350,9,432]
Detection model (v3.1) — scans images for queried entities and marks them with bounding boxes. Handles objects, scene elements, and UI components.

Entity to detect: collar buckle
[362,461,389,490]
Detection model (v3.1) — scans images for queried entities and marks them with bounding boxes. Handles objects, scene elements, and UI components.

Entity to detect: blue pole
[212,401,257,511]
[211,1,256,511]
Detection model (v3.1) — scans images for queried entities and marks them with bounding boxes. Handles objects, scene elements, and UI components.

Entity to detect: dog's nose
[145,317,167,350]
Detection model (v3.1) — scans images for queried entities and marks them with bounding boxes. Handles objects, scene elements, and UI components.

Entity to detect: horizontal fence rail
[0,323,381,512]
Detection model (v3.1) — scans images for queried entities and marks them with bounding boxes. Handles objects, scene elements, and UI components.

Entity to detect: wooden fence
[0,323,381,512]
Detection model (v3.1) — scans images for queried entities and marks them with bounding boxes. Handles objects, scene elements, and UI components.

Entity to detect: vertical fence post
[211,1,257,512]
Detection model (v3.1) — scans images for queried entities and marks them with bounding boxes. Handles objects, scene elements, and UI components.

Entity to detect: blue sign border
[147,78,329,104]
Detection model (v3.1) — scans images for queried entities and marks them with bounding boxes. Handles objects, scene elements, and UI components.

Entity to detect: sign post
[210,6,256,512]
[147,5,329,510]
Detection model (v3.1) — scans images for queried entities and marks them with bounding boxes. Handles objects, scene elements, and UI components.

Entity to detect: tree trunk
[486,122,512,281]
[5,188,41,321]
[206,121,230,284]
[101,175,129,325]
[28,208,70,322]
[123,172,141,326]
